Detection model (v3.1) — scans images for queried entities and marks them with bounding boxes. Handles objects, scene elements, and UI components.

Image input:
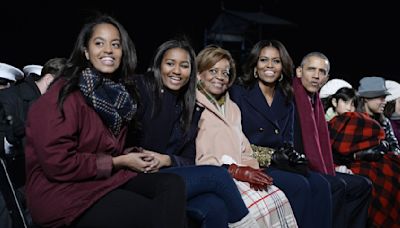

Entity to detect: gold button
[274,129,279,134]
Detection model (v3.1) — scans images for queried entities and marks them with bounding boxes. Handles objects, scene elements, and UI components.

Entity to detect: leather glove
[278,143,308,166]
[354,146,385,162]
[250,183,267,191]
[228,164,273,189]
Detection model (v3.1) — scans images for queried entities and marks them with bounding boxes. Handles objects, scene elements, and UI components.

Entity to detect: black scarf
[79,68,136,135]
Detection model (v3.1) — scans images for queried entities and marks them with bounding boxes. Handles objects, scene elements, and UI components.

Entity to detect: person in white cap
[0,62,24,228]
[0,57,66,170]
[320,78,357,121]
[0,63,24,90]
[384,80,400,141]
[0,58,66,227]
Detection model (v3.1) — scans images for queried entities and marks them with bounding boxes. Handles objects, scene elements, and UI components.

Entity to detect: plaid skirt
[349,152,400,228]
[234,180,298,228]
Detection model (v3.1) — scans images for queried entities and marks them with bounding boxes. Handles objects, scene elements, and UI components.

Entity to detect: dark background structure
[1,0,398,87]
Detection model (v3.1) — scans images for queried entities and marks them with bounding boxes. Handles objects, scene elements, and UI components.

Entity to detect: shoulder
[229,84,246,96]
[193,104,205,123]
[229,84,249,104]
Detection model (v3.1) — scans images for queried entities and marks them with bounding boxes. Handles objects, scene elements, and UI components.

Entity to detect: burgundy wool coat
[24,79,137,227]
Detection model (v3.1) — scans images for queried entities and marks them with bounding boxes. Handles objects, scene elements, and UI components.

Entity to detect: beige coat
[195,90,259,169]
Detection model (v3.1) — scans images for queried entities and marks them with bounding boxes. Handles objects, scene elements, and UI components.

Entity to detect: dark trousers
[266,167,332,228]
[73,172,186,228]
[323,172,372,228]
[162,165,249,227]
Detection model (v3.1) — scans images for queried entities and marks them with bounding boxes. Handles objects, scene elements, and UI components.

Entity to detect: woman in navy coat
[230,40,332,228]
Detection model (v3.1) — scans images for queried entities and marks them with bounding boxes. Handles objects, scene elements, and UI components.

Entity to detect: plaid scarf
[293,77,335,175]
[79,68,136,135]
[328,112,384,155]
[197,80,226,114]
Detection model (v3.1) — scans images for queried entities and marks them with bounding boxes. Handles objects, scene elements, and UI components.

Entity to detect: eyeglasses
[208,68,230,79]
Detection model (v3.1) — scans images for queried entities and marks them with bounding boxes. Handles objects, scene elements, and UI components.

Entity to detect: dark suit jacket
[229,83,294,149]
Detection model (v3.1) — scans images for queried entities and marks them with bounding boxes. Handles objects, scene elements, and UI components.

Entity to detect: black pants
[323,172,372,228]
[73,172,186,228]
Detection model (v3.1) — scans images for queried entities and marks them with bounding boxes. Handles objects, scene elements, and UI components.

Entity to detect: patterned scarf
[293,77,335,175]
[197,80,226,114]
[79,68,136,135]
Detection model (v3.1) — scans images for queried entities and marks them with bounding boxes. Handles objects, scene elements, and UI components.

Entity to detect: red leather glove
[228,164,273,190]
[250,183,266,191]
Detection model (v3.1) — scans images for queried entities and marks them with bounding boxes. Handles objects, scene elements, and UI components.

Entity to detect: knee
[270,170,312,194]
[187,194,228,226]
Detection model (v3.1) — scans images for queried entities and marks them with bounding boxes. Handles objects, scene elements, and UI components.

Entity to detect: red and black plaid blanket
[328,112,384,155]
[328,112,400,227]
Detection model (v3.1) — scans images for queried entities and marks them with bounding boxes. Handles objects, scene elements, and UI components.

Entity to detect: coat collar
[196,89,231,126]
[243,83,290,125]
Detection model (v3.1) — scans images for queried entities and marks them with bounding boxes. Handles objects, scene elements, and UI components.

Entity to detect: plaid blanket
[234,180,298,228]
[328,112,384,155]
[328,112,400,227]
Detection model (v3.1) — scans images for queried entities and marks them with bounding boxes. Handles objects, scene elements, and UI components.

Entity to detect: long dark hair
[240,40,294,104]
[323,87,358,113]
[56,14,137,116]
[384,100,396,118]
[144,38,197,132]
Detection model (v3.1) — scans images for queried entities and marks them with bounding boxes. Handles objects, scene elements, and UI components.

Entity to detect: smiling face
[364,96,387,114]
[160,47,191,91]
[198,58,230,98]
[84,23,122,76]
[255,46,282,85]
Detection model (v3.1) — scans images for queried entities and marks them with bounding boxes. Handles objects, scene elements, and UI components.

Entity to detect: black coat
[0,77,41,187]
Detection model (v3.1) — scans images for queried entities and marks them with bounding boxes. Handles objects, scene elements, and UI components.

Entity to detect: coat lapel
[243,84,289,128]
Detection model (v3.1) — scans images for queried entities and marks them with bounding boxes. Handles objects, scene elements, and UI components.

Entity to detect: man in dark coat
[293,52,372,228]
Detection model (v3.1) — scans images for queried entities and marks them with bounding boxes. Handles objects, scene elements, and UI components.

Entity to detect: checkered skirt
[234,180,298,228]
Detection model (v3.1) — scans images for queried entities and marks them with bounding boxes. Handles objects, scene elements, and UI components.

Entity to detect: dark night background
[1,0,399,87]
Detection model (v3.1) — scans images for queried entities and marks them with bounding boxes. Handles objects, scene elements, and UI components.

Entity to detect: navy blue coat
[230,83,333,228]
[127,74,203,167]
[229,83,294,149]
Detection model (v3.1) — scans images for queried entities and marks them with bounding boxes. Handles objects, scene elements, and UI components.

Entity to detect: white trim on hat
[23,65,43,77]
[0,63,24,81]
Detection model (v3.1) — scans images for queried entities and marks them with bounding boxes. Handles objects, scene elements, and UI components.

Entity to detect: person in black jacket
[0,58,66,227]
[0,57,66,187]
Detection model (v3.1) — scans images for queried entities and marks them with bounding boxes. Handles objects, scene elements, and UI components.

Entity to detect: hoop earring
[254,71,258,78]
[279,74,283,82]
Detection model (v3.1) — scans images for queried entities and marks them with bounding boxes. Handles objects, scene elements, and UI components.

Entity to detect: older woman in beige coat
[195,45,297,228]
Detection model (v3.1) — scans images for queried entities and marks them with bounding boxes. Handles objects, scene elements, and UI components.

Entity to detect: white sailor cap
[23,64,43,77]
[0,63,24,81]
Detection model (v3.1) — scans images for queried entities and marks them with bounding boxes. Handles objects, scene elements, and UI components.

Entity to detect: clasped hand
[228,164,273,191]
[121,147,160,173]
